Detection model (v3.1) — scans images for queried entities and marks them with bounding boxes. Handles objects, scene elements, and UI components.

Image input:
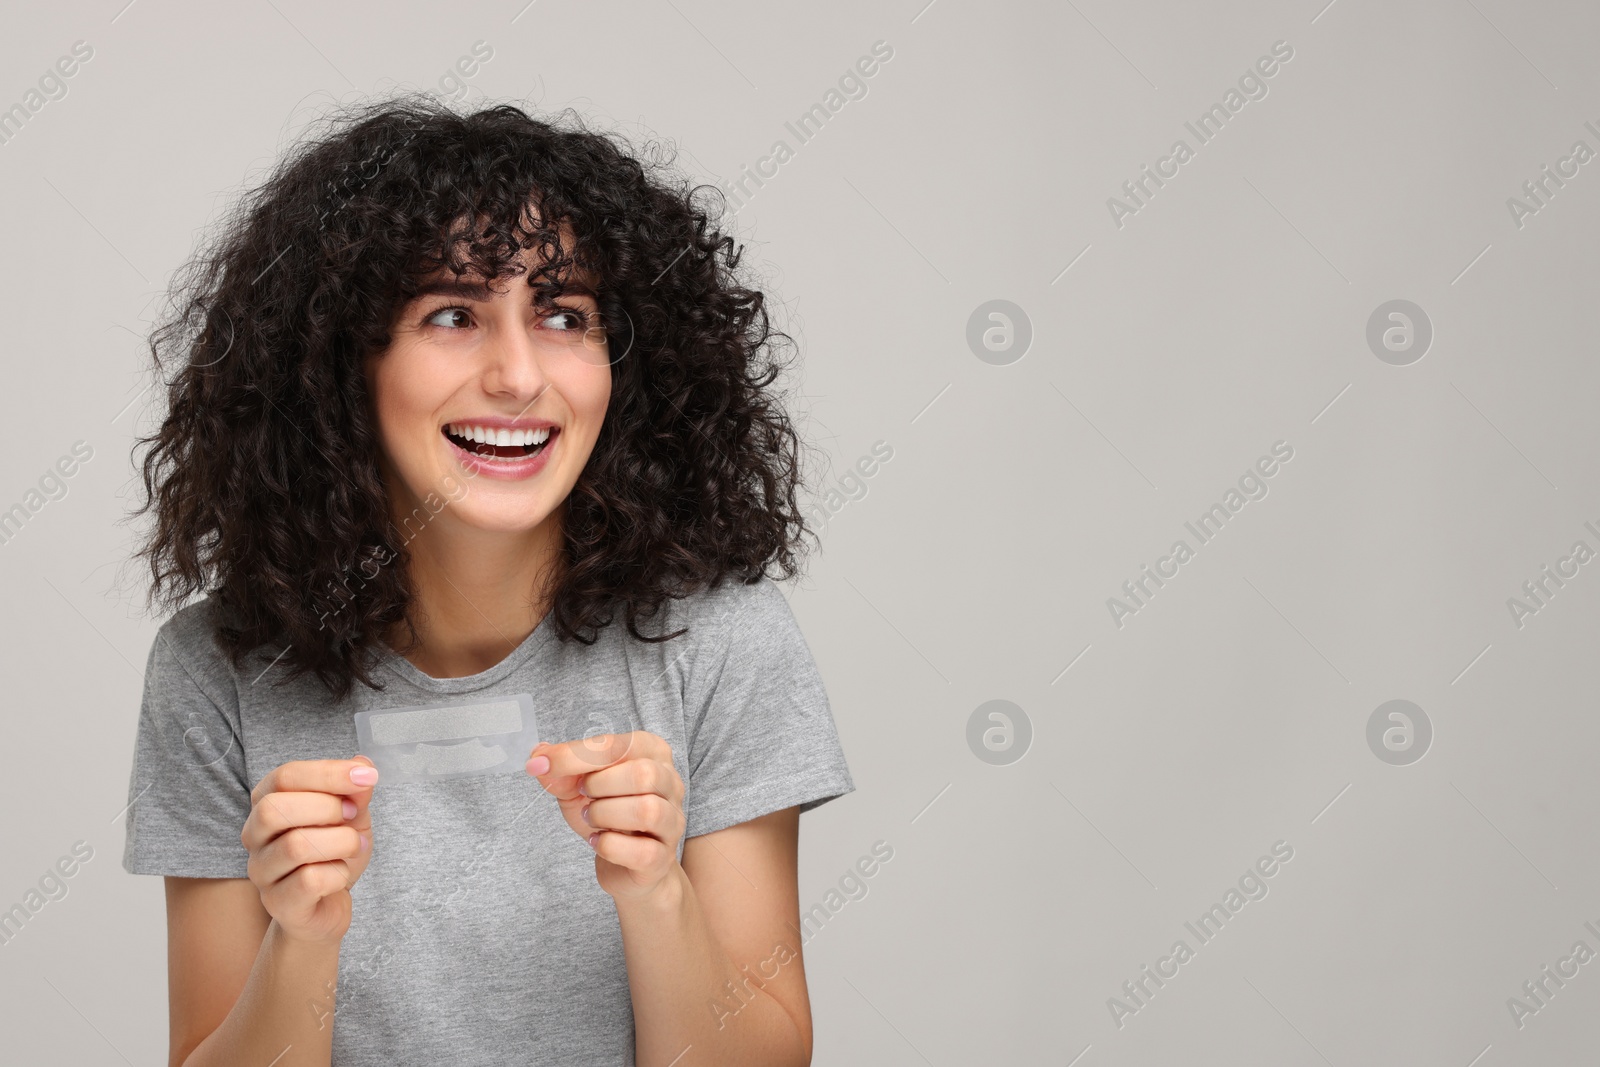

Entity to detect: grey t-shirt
[121,575,854,1066]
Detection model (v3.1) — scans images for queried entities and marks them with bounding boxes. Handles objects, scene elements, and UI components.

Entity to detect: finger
[591,829,672,871]
[527,732,671,794]
[251,824,368,886]
[582,793,685,842]
[259,858,356,913]
[251,758,379,806]
[242,791,354,851]
[578,758,682,806]
[345,754,377,834]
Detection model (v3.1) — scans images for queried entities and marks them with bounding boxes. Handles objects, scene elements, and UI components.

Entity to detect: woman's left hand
[526,731,686,902]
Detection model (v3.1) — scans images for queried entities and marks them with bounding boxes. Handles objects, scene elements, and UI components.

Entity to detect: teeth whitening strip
[352,693,540,783]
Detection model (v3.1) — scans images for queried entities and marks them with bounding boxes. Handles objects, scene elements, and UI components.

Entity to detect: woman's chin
[450,502,557,536]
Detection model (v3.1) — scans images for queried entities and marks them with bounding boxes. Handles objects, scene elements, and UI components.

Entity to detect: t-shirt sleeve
[680,578,856,839]
[121,612,254,878]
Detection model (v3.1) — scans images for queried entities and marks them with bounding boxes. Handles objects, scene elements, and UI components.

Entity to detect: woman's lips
[441,426,559,480]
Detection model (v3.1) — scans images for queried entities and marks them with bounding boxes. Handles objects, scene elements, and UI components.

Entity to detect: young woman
[121,95,853,1067]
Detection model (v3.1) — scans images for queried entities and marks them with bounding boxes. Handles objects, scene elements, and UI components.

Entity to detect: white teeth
[445,423,554,453]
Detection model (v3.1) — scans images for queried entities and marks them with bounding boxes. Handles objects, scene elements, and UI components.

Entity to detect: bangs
[309,106,606,313]
[405,193,595,309]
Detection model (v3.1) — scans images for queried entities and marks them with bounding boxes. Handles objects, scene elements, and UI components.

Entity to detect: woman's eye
[546,309,588,331]
[424,306,472,329]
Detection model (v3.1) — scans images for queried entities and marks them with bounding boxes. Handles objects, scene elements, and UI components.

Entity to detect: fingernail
[587,832,599,849]
[581,804,591,824]
[578,779,589,797]
[527,755,550,775]
[341,798,357,819]
[359,832,371,852]
[351,766,379,786]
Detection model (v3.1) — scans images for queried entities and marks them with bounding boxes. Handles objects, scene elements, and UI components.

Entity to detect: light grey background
[1,0,1596,1063]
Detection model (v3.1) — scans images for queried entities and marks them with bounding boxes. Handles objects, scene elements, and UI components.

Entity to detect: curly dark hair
[131,92,821,700]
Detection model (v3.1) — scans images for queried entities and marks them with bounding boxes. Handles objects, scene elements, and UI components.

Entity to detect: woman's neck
[387,505,565,679]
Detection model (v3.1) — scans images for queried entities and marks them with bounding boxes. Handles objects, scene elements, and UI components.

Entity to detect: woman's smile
[441,418,561,480]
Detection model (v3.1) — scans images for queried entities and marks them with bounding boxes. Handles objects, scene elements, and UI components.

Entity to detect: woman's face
[364,243,612,537]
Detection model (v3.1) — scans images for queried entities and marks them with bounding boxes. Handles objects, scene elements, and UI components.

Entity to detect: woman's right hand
[241,756,378,945]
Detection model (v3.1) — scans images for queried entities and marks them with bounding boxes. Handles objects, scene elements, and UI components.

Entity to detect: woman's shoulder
[145,595,246,705]
[664,571,799,638]
[653,573,820,681]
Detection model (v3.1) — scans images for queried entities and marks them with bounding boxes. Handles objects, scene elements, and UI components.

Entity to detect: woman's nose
[481,320,549,401]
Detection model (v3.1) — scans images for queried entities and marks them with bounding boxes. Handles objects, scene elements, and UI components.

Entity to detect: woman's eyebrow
[556,277,598,299]
[410,277,497,302]
[409,276,599,302]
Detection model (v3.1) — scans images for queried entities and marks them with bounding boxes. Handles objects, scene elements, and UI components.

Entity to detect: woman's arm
[165,877,343,1067]
[165,758,377,1067]
[619,807,812,1067]
[527,733,817,1066]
